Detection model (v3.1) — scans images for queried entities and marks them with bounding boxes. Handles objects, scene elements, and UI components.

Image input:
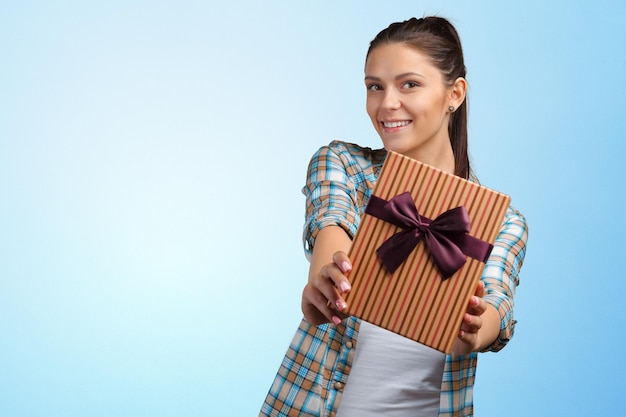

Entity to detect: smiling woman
[259,16,528,417]
[3,0,626,416]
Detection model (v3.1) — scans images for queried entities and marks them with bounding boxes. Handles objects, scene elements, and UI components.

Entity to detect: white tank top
[335,320,445,417]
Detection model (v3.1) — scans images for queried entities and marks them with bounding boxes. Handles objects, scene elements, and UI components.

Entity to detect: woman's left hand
[452,281,490,356]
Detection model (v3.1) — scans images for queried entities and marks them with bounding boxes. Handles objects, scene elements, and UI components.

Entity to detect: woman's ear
[449,77,467,110]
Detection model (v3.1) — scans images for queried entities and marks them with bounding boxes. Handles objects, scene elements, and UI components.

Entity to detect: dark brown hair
[367,17,470,179]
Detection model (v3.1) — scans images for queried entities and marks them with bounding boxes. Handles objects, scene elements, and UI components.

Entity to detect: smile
[382,120,411,129]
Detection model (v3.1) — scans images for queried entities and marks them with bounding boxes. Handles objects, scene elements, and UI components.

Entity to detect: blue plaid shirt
[261,141,528,417]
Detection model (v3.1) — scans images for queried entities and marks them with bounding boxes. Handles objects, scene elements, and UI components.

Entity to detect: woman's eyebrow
[395,72,425,79]
[364,72,425,82]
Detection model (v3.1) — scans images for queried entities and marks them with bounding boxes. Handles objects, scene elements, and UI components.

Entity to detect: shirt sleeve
[481,205,529,352]
[301,143,360,260]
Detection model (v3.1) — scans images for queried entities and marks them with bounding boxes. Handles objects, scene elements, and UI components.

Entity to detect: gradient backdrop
[2,1,625,416]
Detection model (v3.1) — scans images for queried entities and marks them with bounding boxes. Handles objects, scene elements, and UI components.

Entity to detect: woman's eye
[402,81,420,89]
[367,84,382,91]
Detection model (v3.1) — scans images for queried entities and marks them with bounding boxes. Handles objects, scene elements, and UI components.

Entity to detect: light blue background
[1,1,625,416]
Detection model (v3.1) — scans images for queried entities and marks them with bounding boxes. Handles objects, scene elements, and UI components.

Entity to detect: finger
[302,284,344,325]
[326,300,350,324]
[332,251,352,273]
[317,263,350,304]
[467,295,487,317]
[475,280,485,298]
[460,312,483,335]
[326,297,348,313]
[331,251,352,293]
[457,327,478,347]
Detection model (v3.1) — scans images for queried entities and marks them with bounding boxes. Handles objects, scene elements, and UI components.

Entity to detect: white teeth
[383,121,410,128]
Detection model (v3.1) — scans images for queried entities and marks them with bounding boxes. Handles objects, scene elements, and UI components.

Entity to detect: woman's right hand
[302,251,352,325]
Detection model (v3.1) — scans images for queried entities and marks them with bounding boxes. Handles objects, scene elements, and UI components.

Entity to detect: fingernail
[336,299,346,311]
[332,316,342,325]
[340,261,352,273]
[339,281,351,293]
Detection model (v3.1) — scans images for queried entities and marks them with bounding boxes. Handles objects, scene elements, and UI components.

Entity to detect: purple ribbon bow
[364,191,493,279]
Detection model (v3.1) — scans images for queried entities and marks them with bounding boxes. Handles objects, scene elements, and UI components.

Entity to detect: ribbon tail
[376,229,422,274]
[424,232,467,279]
[448,233,494,263]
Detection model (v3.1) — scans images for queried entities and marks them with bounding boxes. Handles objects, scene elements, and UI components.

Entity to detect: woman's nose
[382,89,401,110]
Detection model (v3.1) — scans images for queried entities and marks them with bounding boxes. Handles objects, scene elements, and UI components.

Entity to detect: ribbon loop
[364,191,493,279]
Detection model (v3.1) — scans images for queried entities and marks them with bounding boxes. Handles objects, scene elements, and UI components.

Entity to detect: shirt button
[334,381,344,390]
[345,341,353,349]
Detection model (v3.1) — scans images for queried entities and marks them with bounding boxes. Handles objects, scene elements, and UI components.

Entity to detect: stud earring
[448,105,455,112]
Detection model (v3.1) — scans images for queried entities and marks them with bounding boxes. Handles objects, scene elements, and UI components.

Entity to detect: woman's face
[365,43,456,167]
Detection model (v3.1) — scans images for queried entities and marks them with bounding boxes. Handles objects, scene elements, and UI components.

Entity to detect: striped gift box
[344,151,510,354]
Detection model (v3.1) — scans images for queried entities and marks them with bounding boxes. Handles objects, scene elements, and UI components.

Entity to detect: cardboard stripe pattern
[344,151,510,354]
